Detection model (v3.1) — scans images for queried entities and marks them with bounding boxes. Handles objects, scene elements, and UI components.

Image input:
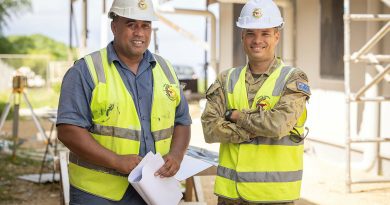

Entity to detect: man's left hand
[154,153,182,178]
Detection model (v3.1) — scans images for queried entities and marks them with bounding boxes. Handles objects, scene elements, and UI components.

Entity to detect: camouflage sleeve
[236,68,310,139]
[201,72,256,144]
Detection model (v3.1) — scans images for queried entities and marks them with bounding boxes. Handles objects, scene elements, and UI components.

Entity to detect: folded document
[128,152,213,205]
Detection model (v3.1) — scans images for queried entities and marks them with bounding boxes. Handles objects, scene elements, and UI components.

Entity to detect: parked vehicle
[173,65,198,93]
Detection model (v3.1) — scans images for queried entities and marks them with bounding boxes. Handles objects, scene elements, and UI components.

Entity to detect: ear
[274,29,280,44]
[111,21,116,35]
[241,29,245,42]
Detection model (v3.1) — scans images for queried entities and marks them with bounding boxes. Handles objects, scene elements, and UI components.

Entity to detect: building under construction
[155,1,390,190]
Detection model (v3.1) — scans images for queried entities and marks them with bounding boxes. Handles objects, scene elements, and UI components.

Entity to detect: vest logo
[164,84,177,101]
[255,95,270,110]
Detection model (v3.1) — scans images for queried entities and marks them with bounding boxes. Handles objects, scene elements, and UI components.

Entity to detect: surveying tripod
[0,75,57,182]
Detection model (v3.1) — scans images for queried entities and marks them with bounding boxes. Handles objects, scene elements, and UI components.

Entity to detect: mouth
[131,40,144,47]
[251,44,266,52]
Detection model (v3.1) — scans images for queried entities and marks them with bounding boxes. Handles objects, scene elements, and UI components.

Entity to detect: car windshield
[173,65,195,80]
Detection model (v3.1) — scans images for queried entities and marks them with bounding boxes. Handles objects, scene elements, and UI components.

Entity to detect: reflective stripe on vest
[215,62,306,202]
[217,166,303,183]
[68,48,180,201]
[69,152,127,177]
[90,124,141,140]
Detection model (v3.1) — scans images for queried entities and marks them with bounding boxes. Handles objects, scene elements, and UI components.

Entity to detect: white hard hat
[108,0,158,21]
[236,0,283,29]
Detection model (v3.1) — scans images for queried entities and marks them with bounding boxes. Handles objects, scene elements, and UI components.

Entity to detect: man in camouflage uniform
[201,0,310,204]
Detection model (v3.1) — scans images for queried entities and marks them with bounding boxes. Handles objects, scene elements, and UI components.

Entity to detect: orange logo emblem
[164,84,177,101]
[255,96,270,110]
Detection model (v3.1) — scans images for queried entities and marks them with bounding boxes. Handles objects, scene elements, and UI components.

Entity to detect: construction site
[0,0,389,204]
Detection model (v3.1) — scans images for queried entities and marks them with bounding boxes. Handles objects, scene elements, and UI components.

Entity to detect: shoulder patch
[299,72,308,81]
[205,81,221,99]
[296,81,311,95]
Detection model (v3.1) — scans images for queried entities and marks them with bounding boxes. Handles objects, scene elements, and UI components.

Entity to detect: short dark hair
[109,12,117,20]
[275,23,284,31]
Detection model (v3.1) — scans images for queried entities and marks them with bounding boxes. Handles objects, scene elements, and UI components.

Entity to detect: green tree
[0,0,31,34]
[0,34,73,76]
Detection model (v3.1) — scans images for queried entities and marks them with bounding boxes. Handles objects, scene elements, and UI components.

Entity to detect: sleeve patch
[296,81,311,95]
[205,81,221,100]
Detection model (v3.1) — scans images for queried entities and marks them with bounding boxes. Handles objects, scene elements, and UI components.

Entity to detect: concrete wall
[219,3,234,71]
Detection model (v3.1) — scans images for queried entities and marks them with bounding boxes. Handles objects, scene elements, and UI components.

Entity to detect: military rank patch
[296,81,311,95]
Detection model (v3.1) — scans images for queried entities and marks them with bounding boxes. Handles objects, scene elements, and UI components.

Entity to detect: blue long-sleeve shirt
[57,42,192,156]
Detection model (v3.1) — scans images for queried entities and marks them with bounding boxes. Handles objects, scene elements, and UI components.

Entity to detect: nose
[133,26,144,37]
[253,33,262,44]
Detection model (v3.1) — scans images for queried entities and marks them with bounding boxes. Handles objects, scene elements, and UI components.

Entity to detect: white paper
[128,152,214,205]
[174,155,213,181]
[128,152,182,205]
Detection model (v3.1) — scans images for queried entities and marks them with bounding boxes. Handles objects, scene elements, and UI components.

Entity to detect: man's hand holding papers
[128,151,213,205]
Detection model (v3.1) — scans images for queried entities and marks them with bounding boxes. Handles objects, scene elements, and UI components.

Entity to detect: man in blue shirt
[57,0,191,204]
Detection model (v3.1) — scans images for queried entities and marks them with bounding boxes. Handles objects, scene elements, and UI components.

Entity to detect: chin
[250,54,265,59]
[130,49,146,55]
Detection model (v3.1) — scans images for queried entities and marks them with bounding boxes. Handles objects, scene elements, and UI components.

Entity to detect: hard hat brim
[236,21,284,29]
[108,11,159,21]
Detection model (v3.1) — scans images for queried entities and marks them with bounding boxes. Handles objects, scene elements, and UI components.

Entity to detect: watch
[224,109,237,122]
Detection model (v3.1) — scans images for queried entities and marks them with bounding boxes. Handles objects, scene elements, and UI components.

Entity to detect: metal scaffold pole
[344,0,390,193]
[343,0,352,193]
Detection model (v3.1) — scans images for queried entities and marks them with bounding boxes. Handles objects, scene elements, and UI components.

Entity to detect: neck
[248,57,275,74]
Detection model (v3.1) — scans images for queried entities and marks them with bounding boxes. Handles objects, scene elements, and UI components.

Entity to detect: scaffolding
[344,0,390,192]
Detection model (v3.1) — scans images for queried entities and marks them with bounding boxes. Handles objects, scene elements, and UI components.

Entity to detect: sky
[4,0,219,77]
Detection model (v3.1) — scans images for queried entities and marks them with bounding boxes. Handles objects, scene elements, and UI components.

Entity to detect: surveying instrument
[0,75,49,161]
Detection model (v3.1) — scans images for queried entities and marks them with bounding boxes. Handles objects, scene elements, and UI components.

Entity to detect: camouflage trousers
[217,197,294,205]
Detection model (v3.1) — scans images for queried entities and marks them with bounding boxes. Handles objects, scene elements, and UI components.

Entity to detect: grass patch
[0,87,60,110]
[197,79,206,94]
[0,101,13,120]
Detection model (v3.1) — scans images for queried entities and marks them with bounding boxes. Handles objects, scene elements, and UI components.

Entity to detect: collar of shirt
[245,57,282,83]
[106,41,157,74]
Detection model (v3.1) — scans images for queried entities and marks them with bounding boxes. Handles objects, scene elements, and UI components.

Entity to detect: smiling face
[241,28,280,63]
[111,16,152,59]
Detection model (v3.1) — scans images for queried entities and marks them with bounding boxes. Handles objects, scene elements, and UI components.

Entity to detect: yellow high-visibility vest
[215,62,307,203]
[68,48,180,201]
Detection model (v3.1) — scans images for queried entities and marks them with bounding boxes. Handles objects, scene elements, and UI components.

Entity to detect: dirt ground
[0,119,61,205]
[0,154,61,205]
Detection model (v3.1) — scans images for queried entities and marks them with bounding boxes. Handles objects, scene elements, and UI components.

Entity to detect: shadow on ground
[296,198,318,205]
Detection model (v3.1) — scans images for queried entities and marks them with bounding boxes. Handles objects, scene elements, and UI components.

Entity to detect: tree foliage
[0,0,31,34]
[0,34,73,76]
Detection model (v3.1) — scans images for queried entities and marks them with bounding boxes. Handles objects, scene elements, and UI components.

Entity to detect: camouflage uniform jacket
[201,58,311,143]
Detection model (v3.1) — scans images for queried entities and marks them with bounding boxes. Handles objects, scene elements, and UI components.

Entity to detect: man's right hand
[114,154,142,174]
